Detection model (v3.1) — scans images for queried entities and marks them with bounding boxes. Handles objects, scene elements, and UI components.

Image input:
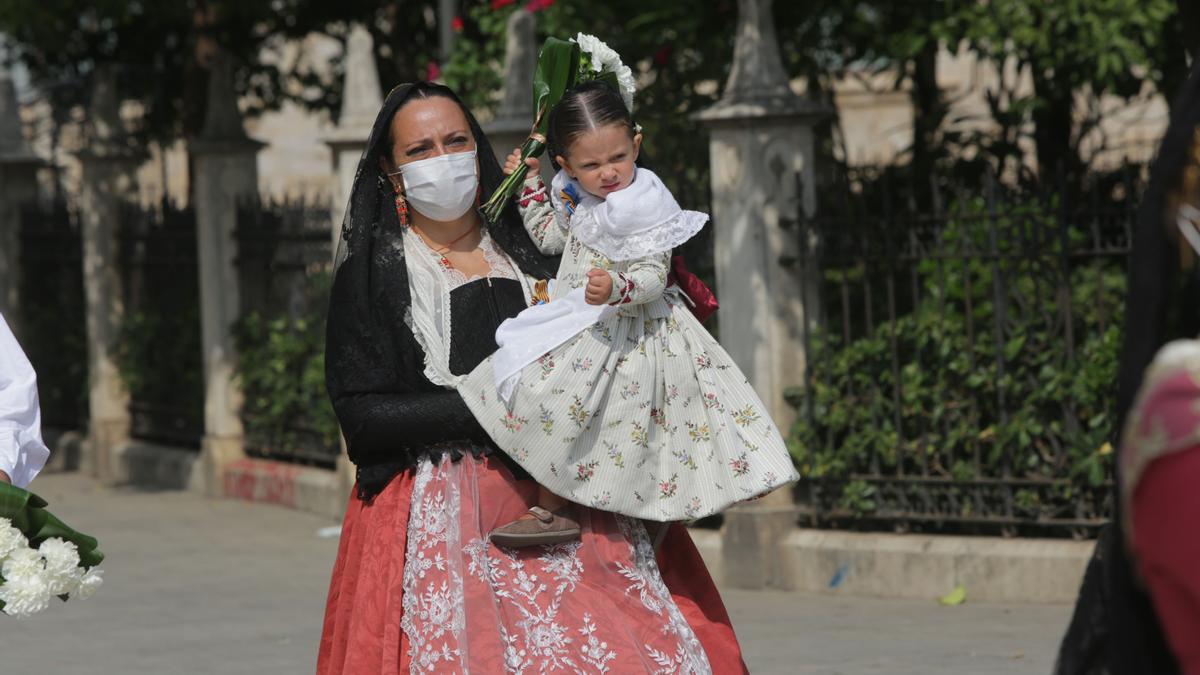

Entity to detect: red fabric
[1131,447,1200,674]
[668,255,719,324]
[657,524,749,674]
[316,460,746,674]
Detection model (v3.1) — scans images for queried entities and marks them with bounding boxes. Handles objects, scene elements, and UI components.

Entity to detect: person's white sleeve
[0,314,51,487]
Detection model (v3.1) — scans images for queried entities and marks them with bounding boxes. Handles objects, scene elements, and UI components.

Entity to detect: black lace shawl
[1054,63,1200,675]
[324,82,558,499]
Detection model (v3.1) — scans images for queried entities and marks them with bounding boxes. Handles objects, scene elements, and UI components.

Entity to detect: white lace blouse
[412,228,519,290]
[0,313,51,487]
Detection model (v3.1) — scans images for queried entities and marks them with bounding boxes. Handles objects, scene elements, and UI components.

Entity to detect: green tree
[943,0,1179,185]
[0,1,442,143]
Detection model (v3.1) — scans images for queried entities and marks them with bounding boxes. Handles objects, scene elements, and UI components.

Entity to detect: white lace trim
[399,457,715,675]
[401,461,468,673]
[548,168,707,262]
[403,226,535,389]
[617,517,713,674]
[414,228,521,290]
[571,208,708,263]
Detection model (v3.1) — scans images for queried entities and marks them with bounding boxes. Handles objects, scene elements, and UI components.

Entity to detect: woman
[317,81,747,674]
[1054,63,1200,675]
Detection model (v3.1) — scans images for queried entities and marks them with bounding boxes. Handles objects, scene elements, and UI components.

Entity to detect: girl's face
[556,123,643,198]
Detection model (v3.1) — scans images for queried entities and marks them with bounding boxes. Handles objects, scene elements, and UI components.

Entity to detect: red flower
[654,44,673,67]
[525,0,555,12]
[425,61,441,82]
[491,0,516,8]
[451,15,464,32]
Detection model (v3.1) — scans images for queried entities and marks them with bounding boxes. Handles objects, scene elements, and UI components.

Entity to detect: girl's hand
[502,148,540,176]
[585,269,613,305]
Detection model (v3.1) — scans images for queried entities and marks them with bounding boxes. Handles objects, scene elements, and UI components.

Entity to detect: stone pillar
[484,11,555,186]
[695,0,828,589]
[0,61,41,335]
[324,24,383,249]
[78,65,143,478]
[189,49,263,496]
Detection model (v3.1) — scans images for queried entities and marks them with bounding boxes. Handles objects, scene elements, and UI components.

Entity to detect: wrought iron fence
[790,169,1142,538]
[234,198,338,468]
[18,201,88,431]
[115,202,204,448]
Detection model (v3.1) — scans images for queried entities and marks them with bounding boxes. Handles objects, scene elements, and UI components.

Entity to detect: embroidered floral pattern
[458,192,800,522]
[400,459,710,674]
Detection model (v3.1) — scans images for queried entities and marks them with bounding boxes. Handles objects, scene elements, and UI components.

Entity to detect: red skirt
[1131,448,1200,674]
[316,455,747,674]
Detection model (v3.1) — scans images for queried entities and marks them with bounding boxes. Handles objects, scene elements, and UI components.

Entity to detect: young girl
[459,81,798,547]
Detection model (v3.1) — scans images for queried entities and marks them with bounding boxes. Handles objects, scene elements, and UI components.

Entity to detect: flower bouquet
[0,482,104,618]
[481,32,637,222]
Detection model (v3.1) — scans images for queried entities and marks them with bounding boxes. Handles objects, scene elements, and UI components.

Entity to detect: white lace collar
[549,168,708,262]
[411,227,520,290]
[402,225,535,388]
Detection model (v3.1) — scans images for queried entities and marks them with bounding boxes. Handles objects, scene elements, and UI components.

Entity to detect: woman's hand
[503,148,540,176]
[585,269,613,305]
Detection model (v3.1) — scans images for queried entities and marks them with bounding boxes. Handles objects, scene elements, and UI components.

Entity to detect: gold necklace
[412,222,479,269]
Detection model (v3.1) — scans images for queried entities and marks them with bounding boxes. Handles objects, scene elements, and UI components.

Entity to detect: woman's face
[381,96,477,189]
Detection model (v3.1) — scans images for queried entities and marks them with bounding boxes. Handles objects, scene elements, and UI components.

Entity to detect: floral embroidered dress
[458,169,799,522]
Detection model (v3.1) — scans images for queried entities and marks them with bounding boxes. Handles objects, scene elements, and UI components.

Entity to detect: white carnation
[0,519,28,560]
[2,547,43,579]
[615,64,636,110]
[0,571,53,618]
[573,33,636,111]
[39,538,82,595]
[70,567,103,600]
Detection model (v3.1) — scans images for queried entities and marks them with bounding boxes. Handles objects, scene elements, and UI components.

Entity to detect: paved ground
[0,471,1072,674]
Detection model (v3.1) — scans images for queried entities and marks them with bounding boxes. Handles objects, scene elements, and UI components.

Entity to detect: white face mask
[396,149,479,222]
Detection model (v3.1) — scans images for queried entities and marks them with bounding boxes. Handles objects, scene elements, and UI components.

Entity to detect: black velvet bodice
[448,278,528,375]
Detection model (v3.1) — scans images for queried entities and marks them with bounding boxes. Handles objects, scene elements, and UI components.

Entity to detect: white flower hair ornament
[571,33,637,111]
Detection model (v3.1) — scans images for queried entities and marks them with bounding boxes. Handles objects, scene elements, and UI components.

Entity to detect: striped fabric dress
[458,171,799,522]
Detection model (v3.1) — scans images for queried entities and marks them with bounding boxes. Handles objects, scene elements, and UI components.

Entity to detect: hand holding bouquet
[481,32,636,222]
[0,482,104,618]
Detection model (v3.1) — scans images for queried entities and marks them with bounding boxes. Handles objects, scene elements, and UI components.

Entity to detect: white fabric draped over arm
[0,314,51,487]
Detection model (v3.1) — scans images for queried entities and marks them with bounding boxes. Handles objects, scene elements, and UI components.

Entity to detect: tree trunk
[910,39,943,199]
[1031,70,1077,191]
[1179,0,1200,61]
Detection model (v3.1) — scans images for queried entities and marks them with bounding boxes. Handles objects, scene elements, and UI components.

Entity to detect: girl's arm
[517,174,568,255]
[606,251,671,307]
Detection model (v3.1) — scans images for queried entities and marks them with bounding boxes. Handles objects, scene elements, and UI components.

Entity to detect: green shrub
[788,199,1123,521]
[232,272,339,462]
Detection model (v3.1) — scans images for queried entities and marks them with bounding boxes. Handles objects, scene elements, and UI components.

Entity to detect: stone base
[40,428,84,473]
[222,457,349,520]
[110,441,201,490]
[720,498,800,589]
[198,435,245,497]
[86,418,130,480]
[693,526,1093,603]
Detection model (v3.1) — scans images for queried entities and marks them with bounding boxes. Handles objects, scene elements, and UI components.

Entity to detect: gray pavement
[0,471,1072,674]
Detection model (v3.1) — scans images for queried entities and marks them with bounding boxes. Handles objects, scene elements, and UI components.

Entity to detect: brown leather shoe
[490,506,581,548]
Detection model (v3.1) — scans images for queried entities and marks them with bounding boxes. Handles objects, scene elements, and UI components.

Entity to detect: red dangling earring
[394,187,409,227]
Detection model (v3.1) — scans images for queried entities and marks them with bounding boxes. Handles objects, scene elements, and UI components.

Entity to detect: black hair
[547,80,636,164]
[380,81,460,161]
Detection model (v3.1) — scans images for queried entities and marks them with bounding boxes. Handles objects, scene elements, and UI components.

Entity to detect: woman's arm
[324,258,491,468]
[605,251,671,307]
[331,388,489,465]
[518,174,568,255]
